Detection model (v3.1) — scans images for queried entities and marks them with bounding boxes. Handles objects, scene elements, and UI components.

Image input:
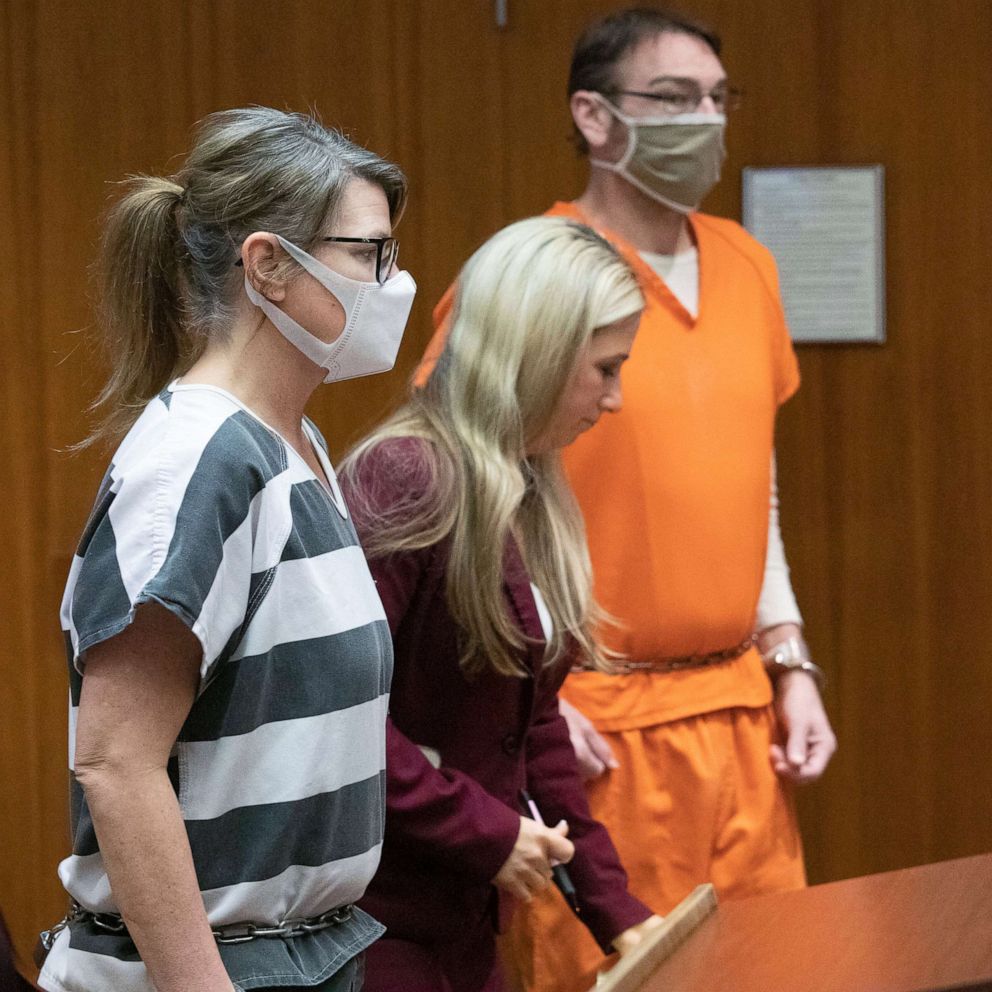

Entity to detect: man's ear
[570,90,616,154]
[241,233,288,302]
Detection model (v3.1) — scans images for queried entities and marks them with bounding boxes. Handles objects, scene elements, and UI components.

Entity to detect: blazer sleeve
[342,437,521,884]
[383,717,520,884]
[524,661,653,951]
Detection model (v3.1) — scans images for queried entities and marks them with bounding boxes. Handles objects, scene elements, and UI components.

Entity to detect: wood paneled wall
[3,0,991,971]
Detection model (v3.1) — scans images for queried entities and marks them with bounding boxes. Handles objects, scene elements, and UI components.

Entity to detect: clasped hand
[492,816,574,902]
[771,669,836,784]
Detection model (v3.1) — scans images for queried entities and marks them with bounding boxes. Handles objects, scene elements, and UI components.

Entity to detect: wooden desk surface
[642,853,992,992]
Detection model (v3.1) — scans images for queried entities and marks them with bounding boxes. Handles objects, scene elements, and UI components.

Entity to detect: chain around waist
[39,900,354,954]
[575,633,757,676]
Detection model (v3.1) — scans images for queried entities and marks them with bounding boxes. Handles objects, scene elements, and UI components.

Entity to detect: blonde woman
[340,217,661,992]
[41,108,415,992]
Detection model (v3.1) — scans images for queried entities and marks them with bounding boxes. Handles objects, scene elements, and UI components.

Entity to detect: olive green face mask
[590,99,726,214]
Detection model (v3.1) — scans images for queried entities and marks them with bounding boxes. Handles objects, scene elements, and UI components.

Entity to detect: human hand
[559,697,618,780]
[770,671,837,784]
[492,817,574,902]
[612,914,665,956]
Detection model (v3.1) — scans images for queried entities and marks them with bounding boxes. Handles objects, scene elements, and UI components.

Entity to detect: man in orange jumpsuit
[437,8,837,992]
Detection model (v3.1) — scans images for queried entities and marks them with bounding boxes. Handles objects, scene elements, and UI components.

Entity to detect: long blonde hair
[89,106,407,445]
[342,217,643,677]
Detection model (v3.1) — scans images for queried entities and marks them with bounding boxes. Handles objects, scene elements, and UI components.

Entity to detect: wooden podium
[615,853,992,992]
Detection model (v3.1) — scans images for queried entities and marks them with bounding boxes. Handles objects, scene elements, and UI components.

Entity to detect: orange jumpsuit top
[429,201,800,732]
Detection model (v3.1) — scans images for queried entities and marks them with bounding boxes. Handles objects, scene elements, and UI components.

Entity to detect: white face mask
[243,234,416,383]
[590,99,726,214]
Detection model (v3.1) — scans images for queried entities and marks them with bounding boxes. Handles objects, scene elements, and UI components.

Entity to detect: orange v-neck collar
[553,201,702,329]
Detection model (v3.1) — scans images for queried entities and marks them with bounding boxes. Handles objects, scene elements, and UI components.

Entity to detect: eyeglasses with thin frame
[235,235,399,285]
[319,236,399,285]
[607,83,742,116]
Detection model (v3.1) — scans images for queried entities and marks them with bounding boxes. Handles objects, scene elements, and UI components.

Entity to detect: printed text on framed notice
[742,166,885,344]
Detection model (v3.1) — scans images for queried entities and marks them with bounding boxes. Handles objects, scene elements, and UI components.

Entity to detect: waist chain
[587,633,757,675]
[39,900,354,953]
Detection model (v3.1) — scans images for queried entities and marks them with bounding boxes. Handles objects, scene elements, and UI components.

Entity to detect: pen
[520,789,581,916]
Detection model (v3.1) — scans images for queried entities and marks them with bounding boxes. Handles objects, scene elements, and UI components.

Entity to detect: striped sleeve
[64,406,282,682]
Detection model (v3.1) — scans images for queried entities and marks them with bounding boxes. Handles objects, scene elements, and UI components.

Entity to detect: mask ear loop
[589,97,638,173]
[587,103,727,214]
[243,275,333,369]
[609,99,639,172]
[272,235,367,363]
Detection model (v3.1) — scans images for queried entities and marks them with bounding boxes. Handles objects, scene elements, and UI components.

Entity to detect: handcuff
[761,635,826,690]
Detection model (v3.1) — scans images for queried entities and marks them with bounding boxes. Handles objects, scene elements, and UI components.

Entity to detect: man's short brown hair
[568,6,722,152]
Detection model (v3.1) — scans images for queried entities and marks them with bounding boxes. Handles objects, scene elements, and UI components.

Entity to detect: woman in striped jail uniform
[40,107,415,992]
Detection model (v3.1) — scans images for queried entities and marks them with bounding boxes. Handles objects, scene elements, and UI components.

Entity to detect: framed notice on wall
[742,166,886,344]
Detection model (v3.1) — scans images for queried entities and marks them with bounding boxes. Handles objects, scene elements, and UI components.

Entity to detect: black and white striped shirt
[41,383,391,992]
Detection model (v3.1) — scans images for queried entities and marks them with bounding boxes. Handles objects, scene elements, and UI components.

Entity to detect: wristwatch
[761,635,826,690]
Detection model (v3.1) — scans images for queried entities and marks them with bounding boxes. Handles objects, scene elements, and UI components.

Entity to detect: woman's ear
[570,90,616,155]
[241,233,288,302]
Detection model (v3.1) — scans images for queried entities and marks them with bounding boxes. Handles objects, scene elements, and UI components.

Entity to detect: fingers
[800,731,836,780]
[561,698,618,780]
[546,821,575,865]
[587,727,619,771]
[773,676,837,785]
[493,818,560,900]
[571,725,618,781]
[613,914,665,956]
[511,865,555,902]
[770,742,802,781]
[573,738,608,780]
[519,823,573,898]
[786,727,808,768]
[770,730,837,785]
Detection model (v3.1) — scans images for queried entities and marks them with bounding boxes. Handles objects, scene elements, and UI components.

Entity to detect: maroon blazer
[343,437,650,952]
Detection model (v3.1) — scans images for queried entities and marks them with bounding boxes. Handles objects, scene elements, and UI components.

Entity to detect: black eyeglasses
[234,235,399,285]
[320,236,399,285]
[608,84,742,116]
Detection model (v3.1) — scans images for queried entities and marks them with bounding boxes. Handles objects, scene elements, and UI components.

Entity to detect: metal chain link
[39,902,353,951]
[574,633,758,675]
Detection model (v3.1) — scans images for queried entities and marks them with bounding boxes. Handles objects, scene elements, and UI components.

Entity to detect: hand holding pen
[492,794,575,906]
[519,790,581,916]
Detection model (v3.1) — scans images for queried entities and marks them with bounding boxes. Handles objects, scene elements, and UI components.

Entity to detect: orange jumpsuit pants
[501,703,805,992]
